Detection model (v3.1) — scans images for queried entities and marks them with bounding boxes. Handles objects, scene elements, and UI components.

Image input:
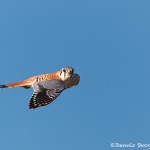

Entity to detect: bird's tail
[0,81,31,89]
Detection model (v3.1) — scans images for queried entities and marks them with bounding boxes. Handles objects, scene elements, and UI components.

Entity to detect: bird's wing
[29,80,66,109]
[29,74,80,109]
[29,89,63,109]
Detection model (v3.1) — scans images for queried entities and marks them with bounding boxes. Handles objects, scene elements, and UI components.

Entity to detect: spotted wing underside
[29,80,66,109]
[29,89,62,109]
[29,75,80,109]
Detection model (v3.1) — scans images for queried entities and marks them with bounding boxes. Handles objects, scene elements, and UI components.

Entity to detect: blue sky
[0,0,150,150]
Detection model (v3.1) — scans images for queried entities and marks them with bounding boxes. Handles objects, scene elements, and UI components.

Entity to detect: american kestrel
[0,67,80,109]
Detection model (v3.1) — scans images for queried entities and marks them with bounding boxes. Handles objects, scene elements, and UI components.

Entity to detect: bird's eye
[63,69,66,73]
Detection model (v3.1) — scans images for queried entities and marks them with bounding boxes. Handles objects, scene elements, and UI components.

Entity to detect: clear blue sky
[0,0,150,150]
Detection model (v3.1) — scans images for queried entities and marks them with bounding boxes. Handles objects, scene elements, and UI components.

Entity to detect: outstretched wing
[29,89,62,109]
[29,75,80,109]
[29,80,66,109]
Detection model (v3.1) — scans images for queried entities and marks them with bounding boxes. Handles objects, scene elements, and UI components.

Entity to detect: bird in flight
[0,67,80,109]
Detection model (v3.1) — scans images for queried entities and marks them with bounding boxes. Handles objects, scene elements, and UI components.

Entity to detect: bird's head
[59,67,74,81]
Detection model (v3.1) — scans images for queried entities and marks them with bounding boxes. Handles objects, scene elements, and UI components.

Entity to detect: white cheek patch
[60,71,66,80]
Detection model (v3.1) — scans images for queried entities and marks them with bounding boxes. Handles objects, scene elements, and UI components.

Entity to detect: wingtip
[29,104,38,109]
[29,106,35,109]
